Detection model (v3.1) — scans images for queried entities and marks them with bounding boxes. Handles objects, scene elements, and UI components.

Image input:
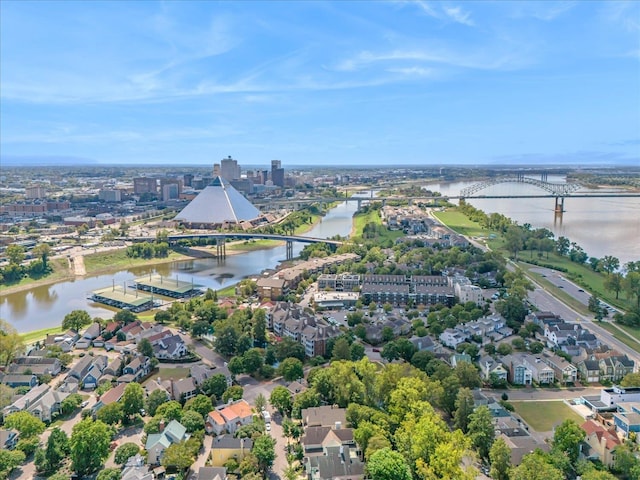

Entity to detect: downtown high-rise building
[271,159,284,187]
[220,156,241,180]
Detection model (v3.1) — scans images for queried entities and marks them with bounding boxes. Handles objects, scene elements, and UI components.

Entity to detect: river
[1,200,360,333]
[429,177,640,265]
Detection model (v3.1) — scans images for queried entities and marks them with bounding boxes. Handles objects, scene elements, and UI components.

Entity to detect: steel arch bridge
[460,174,581,198]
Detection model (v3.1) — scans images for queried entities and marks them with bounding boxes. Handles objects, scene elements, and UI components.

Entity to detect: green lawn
[512,401,584,432]
[432,209,493,238]
[227,239,281,252]
[20,326,65,345]
[598,322,640,351]
[0,258,72,294]
[352,210,404,241]
[150,367,191,383]
[83,248,188,274]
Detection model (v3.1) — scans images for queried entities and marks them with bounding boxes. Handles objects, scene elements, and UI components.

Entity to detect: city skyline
[1,0,639,166]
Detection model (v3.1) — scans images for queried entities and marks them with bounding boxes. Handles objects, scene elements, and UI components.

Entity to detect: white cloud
[443,6,474,26]
[386,66,433,77]
[411,1,475,26]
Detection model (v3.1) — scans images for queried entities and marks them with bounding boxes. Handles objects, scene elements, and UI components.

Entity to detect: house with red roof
[581,419,622,467]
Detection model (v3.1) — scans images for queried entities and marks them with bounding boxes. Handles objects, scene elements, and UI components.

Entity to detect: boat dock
[90,285,155,312]
[133,274,202,299]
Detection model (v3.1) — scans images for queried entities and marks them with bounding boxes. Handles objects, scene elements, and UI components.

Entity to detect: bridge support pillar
[216,236,226,259]
[554,196,565,214]
[285,240,293,261]
[541,172,548,182]
[357,199,362,210]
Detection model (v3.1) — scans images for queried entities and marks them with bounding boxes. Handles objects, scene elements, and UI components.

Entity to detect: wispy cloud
[510,1,577,21]
[603,1,640,32]
[413,1,475,26]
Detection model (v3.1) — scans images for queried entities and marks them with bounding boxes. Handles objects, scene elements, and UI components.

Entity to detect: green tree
[604,272,624,299]
[366,447,412,480]
[489,437,511,480]
[146,389,169,416]
[253,309,267,346]
[6,244,25,265]
[222,385,244,403]
[455,361,481,389]
[279,357,304,382]
[215,325,238,357]
[62,309,92,332]
[154,310,171,324]
[32,243,52,270]
[113,309,137,325]
[270,386,293,416]
[511,450,564,480]
[453,387,474,433]
[254,393,267,413]
[37,427,69,474]
[70,418,112,476]
[96,468,122,480]
[0,320,24,367]
[181,409,206,433]
[350,342,366,361]
[137,338,153,357]
[156,400,183,421]
[4,411,46,438]
[252,434,277,478]
[625,272,640,308]
[202,374,228,398]
[96,401,124,425]
[121,382,144,421]
[505,226,525,260]
[621,372,640,387]
[0,449,26,479]
[602,255,620,274]
[161,441,195,469]
[332,337,351,361]
[551,419,585,468]
[114,442,139,465]
[184,394,212,419]
[468,405,495,461]
[242,348,264,374]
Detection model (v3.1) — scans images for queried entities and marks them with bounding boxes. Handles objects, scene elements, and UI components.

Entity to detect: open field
[227,239,281,252]
[512,401,584,432]
[83,248,190,275]
[432,210,492,238]
[0,258,73,295]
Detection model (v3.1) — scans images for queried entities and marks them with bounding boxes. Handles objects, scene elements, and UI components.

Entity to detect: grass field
[432,210,493,238]
[512,401,584,432]
[598,322,640,351]
[0,258,73,294]
[83,248,189,274]
[352,210,404,241]
[227,239,281,252]
[152,367,191,382]
[20,326,65,345]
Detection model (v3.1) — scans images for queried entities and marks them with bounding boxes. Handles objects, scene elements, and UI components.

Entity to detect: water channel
[1,200,360,332]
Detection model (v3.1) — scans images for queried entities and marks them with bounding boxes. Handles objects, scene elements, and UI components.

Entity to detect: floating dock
[133,274,202,299]
[90,285,155,312]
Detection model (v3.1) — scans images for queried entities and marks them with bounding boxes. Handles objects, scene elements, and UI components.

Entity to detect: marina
[90,285,155,313]
[132,274,203,299]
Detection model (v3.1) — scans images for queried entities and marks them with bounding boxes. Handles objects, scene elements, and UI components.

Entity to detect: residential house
[104,358,123,377]
[218,400,254,434]
[541,353,578,384]
[121,356,150,382]
[146,420,190,465]
[599,355,635,383]
[0,429,19,450]
[144,380,171,401]
[191,364,216,387]
[92,382,127,413]
[521,355,555,385]
[28,388,71,422]
[206,410,227,436]
[3,384,49,417]
[501,354,533,386]
[578,358,601,383]
[256,277,287,300]
[581,419,621,467]
[153,335,188,360]
[439,329,465,349]
[301,425,357,455]
[450,353,472,368]
[301,405,346,428]
[479,356,508,382]
[121,454,153,480]
[613,403,640,436]
[305,445,365,480]
[197,467,228,480]
[9,357,62,376]
[0,374,38,388]
[76,322,101,349]
[209,435,253,467]
[165,378,198,402]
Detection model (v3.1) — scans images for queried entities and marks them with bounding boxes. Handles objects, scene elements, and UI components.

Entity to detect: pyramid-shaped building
[175,176,261,228]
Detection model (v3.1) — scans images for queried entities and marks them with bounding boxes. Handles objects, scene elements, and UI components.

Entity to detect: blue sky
[1,1,639,166]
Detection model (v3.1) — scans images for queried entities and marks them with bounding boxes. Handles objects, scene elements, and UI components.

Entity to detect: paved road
[523,264,640,366]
